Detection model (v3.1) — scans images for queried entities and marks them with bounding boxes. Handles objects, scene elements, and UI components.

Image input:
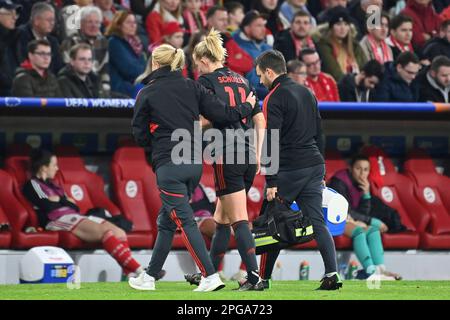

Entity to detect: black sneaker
[155,269,166,281]
[184,272,202,286]
[316,273,343,290]
[262,279,271,289]
[237,280,265,291]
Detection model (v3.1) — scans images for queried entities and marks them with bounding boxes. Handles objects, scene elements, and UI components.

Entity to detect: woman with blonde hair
[105,10,146,97]
[184,29,267,291]
[316,6,367,81]
[128,43,257,292]
[145,0,184,45]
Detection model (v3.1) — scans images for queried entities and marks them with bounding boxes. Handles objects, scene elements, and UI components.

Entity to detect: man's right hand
[246,91,256,108]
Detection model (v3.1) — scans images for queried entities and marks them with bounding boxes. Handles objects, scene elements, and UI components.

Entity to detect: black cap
[328,6,351,28]
[240,10,265,29]
[0,0,22,12]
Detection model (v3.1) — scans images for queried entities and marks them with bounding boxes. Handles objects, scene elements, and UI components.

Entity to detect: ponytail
[193,28,227,63]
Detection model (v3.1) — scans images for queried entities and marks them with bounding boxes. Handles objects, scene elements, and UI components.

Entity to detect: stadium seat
[403,149,450,249]
[325,150,348,182]
[362,147,424,249]
[0,170,59,249]
[0,206,12,248]
[110,146,157,249]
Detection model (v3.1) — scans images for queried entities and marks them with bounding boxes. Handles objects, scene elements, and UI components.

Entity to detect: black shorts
[213,162,257,197]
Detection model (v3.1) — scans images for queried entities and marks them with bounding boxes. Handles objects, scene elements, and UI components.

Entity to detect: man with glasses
[374,51,420,102]
[300,48,340,102]
[287,59,307,86]
[16,2,63,75]
[0,0,21,96]
[11,39,62,97]
[58,43,105,98]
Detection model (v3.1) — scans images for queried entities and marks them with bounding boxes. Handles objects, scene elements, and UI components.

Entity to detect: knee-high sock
[232,220,259,284]
[209,222,231,271]
[366,226,385,266]
[102,231,141,274]
[259,250,280,280]
[351,226,375,274]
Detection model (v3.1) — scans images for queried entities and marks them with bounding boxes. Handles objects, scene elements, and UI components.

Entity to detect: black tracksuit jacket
[263,74,324,188]
[132,66,254,171]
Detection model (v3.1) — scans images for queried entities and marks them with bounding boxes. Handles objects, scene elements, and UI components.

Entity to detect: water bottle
[299,261,310,280]
[346,260,359,280]
[378,156,386,176]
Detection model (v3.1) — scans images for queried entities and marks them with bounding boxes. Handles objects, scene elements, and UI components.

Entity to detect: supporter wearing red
[274,10,317,62]
[183,0,207,37]
[401,0,442,49]
[374,51,420,102]
[252,0,285,45]
[279,0,317,29]
[0,0,21,96]
[287,59,307,85]
[317,0,349,25]
[316,6,367,82]
[57,43,106,98]
[417,55,450,103]
[16,2,63,75]
[233,10,272,99]
[338,59,384,102]
[145,0,184,45]
[301,48,340,102]
[360,12,393,65]
[149,21,185,52]
[328,154,402,281]
[422,19,450,61]
[386,14,415,60]
[23,149,145,279]
[105,10,146,98]
[12,39,62,97]
[129,44,257,292]
[206,5,254,77]
[224,1,245,33]
[61,6,110,96]
[348,0,383,39]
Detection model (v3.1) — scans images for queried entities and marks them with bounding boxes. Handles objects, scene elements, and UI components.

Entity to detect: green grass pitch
[1,281,449,300]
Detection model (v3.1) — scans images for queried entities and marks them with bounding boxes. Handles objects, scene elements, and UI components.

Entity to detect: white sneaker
[230,269,247,282]
[128,271,155,291]
[193,273,225,292]
[367,272,396,282]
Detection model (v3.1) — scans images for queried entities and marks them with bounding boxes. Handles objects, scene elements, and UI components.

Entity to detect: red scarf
[183,9,207,34]
[290,31,315,58]
[367,34,393,64]
[388,35,413,53]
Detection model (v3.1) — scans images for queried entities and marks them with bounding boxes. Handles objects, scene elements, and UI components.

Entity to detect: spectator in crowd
[317,0,349,25]
[348,0,383,39]
[16,2,63,75]
[149,20,185,52]
[374,51,420,102]
[60,0,95,39]
[386,14,415,60]
[12,39,62,97]
[300,48,340,101]
[274,10,316,62]
[145,0,184,45]
[182,29,206,79]
[106,10,146,98]
[401,0,442,49]
[422,19,450,61]
[252,0,285,44]
[328,154,402,281]
[57,43,105,98]
[94,0,125,29]
[0,0,21,96]
[360,12,393,64]
[183,0,207,37]
[433,0,450,14]
[23,149,147,280]
[417,55,450,102]
[279,0,316,29]
[286,59,307,85]
[233,10,272,98]
[338,59,384,102]
[224,1,245,33]
[61,6,110,95]
[317,6,367,82]
[206,6,254,76]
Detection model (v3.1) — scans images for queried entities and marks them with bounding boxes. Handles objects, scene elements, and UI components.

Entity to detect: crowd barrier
[1,97,450,113]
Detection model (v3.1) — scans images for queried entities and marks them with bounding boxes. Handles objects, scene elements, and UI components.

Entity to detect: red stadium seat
[403,150,450,249]
[0,206,12,248]
[111,147,159,249]
[0,170,59,249]
[362,147,424,249]
[325,150,348,182]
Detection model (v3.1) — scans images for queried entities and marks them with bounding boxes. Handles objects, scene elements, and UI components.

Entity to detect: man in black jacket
[422,20,450,63]
[255,50,342,290]
[417,55,450,103]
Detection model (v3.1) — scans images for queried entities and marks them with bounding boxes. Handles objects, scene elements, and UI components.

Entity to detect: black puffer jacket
[12,61,62,98]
